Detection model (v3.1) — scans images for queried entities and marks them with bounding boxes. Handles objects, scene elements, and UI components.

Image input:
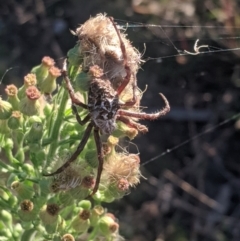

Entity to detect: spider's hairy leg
[43,123,93,176]
[62,59,88,109]
[117,115,148,133]
[117,93,170,120]
[108,17,131,96]
[87,128,104,197]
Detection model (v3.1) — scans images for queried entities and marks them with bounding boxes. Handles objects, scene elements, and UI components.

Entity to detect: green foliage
[0,49,141,240]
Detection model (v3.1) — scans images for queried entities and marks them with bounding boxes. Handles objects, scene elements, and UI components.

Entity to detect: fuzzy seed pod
[102,153,141,192]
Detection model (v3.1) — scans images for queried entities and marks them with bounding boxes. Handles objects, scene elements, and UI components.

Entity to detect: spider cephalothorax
[44,15,170,197]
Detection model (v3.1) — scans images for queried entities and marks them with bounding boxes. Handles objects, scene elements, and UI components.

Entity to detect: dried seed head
[117,178,129,192]
[75,14,142,85]
[88,65,104,78]
[18,199,37,222]
[46,203,60,216]
[79,209,91,220]
[102,153,141,188]
[49,164,82,192]
[20,199,34,212]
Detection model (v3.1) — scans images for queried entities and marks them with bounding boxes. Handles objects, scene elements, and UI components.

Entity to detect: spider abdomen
[88,65,120,134]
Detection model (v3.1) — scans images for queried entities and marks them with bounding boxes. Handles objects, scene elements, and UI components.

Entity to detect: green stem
[45,86,68,167]
[87,225,99,241]
[4,148,20,166]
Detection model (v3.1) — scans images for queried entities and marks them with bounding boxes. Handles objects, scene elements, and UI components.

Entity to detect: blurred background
[1,1,240,240]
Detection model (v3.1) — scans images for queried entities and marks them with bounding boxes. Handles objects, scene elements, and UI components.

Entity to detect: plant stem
[45,86,68,168]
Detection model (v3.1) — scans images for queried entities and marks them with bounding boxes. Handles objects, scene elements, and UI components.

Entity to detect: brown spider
[43,17,170,197]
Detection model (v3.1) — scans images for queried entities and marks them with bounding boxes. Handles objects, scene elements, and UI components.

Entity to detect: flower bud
[7,111,23,129]
[18,73,37,99]
[19,86,41,116]
[5,84,20,110]
[25,122,43,143]
[39,203,60,225]
[0,98,12,120]
[78,200,92,210]
[18,200,37,222]
[90,205,104,226]
[70,210,90,233]
[39,66,61,94]
[11,181,34,200]
[32,56,55,86]
[98,215,119,236]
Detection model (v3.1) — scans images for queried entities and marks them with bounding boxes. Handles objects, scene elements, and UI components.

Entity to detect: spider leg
[117,93,170,120]
[117,115,148,133]
[88,128,104,197]
[43,122,93,176]
[62,60,88,109]
[71,105,91,125]
[108,17,131,96]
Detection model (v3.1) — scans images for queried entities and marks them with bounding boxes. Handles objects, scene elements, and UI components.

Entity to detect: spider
[43,17,170,197]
